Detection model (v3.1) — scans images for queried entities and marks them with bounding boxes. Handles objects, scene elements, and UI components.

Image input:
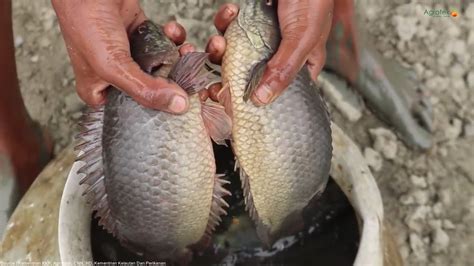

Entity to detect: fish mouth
[134,53,179,78]
[149,61,174,78]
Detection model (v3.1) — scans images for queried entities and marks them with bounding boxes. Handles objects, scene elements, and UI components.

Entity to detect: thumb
[251,38,307,106]
[99,56,189,114]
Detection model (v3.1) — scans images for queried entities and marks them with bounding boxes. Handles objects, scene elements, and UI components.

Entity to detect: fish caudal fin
[75,107,118,237]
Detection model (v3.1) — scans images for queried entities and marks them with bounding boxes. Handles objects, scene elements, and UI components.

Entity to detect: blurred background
[0,0,473,265]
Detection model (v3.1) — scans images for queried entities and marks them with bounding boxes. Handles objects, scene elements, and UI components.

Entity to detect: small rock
[438,189,452,206]
[455,156,474,183]
[437,146,448,157]
[466,71,474,89]
[444,118,462,140]
[14,36,24,48]
[465,3,474,20]
[413,190,430,205]
[464,122,474,137]
[443,219,455,229]
[405,205,431,232]
[399,245,410,260]
[410,175,428,188]
[432,202,444,217]
[449,63,465,79]
[467,30,474,46]
[449,39,467,57]
[432,227,450,253]
[363,147,383,172]
[446,21,461,37]
[64,92,85,113]
[369,128,398,160]
[71,112,83,120]
[413,63,424,77]
[393,15,418,42]
[30,55,39,63]
[61,78,69,87]
[428,219,442,230]
[38,36,51,48]
[409,233,427,261]
[400,193,415,205]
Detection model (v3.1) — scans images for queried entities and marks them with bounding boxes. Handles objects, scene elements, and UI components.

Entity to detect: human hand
[52,0,189,113]
[206,1,334,106]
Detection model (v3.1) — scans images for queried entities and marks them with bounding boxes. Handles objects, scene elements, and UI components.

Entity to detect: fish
[75,21,232,261]
[325,19,433,150]
[221,0,333,246]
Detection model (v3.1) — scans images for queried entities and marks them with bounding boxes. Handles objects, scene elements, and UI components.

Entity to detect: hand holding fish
[206,1,334,106]
[52,0,189,114]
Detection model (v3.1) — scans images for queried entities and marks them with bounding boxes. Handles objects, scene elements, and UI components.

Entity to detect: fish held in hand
[221,1,333,246]
[75,21,231,261]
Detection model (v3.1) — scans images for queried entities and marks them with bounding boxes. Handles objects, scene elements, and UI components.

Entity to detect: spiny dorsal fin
[75,107,118,237]
[203,174,231,237]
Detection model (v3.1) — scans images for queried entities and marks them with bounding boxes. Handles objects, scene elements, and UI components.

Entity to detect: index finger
[214,3,239,34]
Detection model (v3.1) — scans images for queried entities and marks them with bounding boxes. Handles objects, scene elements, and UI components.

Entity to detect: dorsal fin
[75,107,118,237]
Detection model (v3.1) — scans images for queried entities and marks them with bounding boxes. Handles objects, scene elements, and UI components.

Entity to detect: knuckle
[93,49,133,81]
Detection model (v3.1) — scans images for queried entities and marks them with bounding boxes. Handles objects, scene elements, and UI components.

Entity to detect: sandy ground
[10,0,473,265]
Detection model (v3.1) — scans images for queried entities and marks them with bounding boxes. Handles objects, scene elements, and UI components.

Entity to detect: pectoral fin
[244,60,267,102]
[169,52,221,95]
[201,101,232,146]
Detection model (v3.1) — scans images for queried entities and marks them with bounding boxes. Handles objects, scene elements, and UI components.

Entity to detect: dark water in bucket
[90,143,360,265]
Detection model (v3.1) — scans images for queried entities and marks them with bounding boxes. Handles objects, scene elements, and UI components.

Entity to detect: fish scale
[222,0,333,245]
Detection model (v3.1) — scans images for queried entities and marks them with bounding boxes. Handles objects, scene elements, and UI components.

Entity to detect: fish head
[129,21,180,77]
[238,0,281,52]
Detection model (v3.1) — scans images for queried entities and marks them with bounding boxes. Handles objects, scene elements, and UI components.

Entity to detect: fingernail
[224,6,236,18]
[169,95,187,113]
[168,22,178,36]
[254,85,273,105]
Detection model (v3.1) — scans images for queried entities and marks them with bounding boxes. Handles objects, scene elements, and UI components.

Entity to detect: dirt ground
[11,0,473,265]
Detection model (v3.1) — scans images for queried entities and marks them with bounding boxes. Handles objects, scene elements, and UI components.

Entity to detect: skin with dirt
[221,0,332,246]
[76,21,230,261]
